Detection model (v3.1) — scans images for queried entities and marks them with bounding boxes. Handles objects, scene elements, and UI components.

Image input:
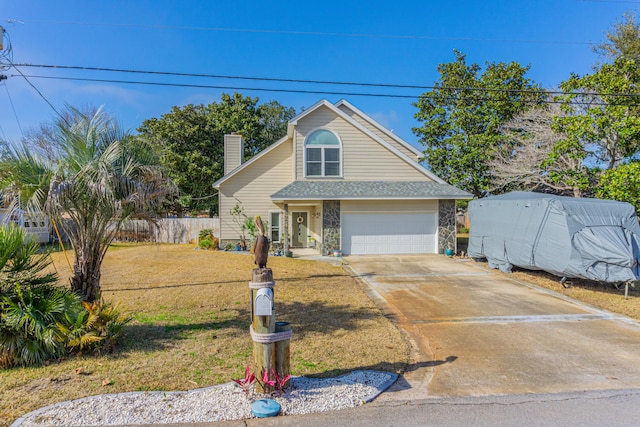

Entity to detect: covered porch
[271,201,329,255]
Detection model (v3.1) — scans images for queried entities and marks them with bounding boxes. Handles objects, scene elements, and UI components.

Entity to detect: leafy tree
[593,11,640,64]
[0,106,173,301]
[596,162,640,214]
[413,51,543,197]
[491,102,593,197]
[137,93,295,215]
[257,100,296,151]
[554,57,640,171]
[137,103,217,216]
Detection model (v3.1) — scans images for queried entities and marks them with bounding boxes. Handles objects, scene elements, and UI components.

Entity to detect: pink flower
[262,370,276,388]
[271,369,291,396]
[232,365,255,398]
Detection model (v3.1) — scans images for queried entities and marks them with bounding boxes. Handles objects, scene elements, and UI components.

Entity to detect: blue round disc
[251,399,281,418]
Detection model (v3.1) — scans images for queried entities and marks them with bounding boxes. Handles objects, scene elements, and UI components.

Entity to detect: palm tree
[1,106,173,301]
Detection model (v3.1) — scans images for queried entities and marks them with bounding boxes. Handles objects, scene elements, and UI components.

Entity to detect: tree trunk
[70,247,103,302]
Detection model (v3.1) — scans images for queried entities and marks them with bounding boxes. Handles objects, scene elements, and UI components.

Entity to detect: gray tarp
[467,192,640,282]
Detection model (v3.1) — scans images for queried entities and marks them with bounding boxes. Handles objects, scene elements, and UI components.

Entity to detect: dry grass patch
[0,244,409,426]
[458,235,640,320]
[495,265,640,320]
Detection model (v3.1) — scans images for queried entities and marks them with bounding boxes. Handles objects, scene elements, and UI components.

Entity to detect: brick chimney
[224,133,244,175]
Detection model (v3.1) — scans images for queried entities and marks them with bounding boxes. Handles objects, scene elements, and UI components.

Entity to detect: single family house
[213,99,471,256]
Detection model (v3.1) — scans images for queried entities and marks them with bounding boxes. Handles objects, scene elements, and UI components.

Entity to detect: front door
[292,212,308,247]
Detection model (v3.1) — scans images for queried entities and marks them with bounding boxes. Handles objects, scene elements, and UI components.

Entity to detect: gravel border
[12,370,398,426]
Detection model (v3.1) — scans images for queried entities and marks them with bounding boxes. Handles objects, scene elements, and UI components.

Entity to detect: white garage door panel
[343,213,436,255]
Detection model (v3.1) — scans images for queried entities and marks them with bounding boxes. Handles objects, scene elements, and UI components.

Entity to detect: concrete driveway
[345,255,640,400]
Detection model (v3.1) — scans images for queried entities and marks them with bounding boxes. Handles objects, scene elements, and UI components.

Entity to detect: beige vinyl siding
[337,104,419,161]
[342,200,438,214]
[219,140,293,241]
[294,106,430,182]
[224,134,244,174]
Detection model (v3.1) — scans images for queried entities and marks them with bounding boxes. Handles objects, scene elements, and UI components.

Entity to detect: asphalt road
[208,389,640,427]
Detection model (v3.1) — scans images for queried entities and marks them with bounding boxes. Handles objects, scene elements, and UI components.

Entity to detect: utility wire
[13,63,640,100]
[16,63,438,90]
[12,74,420,99]
[0,118,8,141]
[3,81,23,136]
[577,0,640,3]
[8,62,63,118]
[2,19,591,45]
[11,73,640,107]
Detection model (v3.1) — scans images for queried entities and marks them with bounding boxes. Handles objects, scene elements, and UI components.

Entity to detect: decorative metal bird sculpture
[254,215,269,269]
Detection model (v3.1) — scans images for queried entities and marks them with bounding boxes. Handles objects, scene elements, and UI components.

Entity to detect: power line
[0,111,8,141]
[577,0,640,3]
[2,19,592,46]
[11,73,420,99]
[7,61,62,118]
[11,63,640,101]
[16,63,436,90]
[3,82,23,136]
[11,73,640,107]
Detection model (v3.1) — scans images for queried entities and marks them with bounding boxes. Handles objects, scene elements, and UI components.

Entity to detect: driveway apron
[346,255,640,400]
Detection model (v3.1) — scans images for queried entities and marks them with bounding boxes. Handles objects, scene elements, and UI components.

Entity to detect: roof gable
[292,100,445,184]
[215,99,446,188]
[334,99,422,158]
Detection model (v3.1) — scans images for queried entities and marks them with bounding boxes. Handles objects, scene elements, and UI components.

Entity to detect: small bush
[1,283,132,367]
[458,227,469,234]
[199,237,219,250]
[199,229,215,242]
[198,229,219,250]
[59,299,132,354]
[0,282,78,367]
[0,223,131,367]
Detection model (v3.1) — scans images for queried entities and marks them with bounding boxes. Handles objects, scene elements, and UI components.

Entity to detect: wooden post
[251,268,275,394]
[275,321,291,388]
[249,242,292,395]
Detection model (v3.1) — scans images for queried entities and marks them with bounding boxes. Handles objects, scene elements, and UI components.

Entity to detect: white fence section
[0,208,52,243]
[115,218,220,244]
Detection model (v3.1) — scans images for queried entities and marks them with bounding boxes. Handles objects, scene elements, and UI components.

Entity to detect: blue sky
[0,1,637,149]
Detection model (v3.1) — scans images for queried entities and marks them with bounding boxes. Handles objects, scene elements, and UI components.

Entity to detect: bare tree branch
[490,104,588,197]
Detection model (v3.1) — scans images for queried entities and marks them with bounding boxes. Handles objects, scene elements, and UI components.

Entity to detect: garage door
[342,213,437,255]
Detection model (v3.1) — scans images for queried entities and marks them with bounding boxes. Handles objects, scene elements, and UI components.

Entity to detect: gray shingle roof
[271,181,472,200]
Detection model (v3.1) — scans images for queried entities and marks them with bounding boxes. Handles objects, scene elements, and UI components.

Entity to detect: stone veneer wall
[438,199,456,254]
[322,200,341,255]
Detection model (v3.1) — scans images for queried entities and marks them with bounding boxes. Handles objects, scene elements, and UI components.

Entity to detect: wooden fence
[113,218,220,244]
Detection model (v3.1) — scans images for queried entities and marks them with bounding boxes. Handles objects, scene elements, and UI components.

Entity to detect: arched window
[305,129,341,177]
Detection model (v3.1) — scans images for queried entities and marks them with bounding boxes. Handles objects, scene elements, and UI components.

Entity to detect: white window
[305,129,341,177]
[269,211,281,242]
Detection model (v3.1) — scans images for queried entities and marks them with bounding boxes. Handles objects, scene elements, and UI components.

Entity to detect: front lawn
[0,244,409,426]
